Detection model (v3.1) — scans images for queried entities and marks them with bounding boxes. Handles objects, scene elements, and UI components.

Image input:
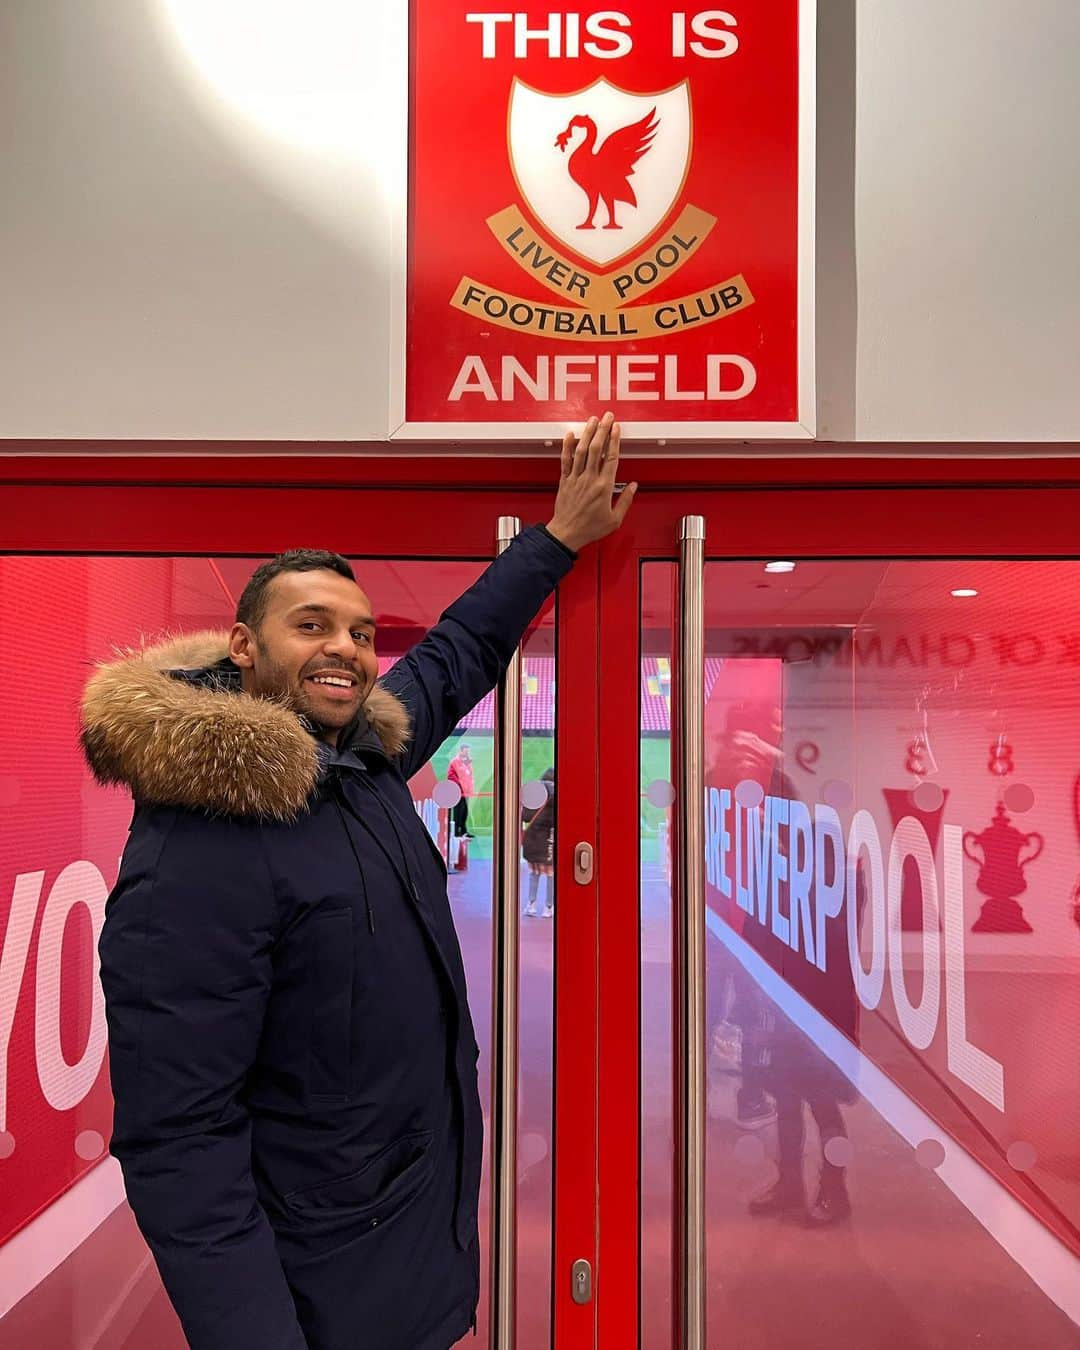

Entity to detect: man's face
[460,745,471,762]
[229,568,379,745]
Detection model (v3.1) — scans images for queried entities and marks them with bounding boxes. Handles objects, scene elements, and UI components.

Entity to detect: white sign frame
[390,2,816,444]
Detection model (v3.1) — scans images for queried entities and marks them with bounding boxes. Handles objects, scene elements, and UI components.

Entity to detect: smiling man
[80,416,634,1350]
[232,570,382,736]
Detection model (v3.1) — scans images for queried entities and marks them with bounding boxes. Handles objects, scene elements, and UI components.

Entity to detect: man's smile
[304,669,362,701]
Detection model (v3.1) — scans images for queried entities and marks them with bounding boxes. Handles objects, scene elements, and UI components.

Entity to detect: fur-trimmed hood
[80,631,411,821]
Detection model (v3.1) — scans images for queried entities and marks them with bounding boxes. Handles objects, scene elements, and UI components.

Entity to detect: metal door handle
[674,515,707,1350]
[490,516,522,1350]
[574,842,594,884]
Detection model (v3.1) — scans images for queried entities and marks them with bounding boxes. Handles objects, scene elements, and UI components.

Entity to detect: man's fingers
[613,480,638,524]
[603,421,621,480]
[586,410,614,474]
[560,429,576,478]
[573,416,599,474]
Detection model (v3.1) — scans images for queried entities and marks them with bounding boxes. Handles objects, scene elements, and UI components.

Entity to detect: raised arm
[382,413,637,779]
[383,525,573,778]
[99,811,307,1350]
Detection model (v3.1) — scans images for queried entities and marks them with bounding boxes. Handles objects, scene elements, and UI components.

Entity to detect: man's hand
[728,730,783,779]
[545,411,638,553]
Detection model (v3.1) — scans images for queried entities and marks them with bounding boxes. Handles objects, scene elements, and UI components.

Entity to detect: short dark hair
[236,548,356,631]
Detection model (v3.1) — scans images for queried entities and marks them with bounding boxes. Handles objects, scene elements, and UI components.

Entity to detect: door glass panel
[640,563,677,1348]
[0,554,555,1350]
[433,601,557,1349]
[641,558,1080,1348]
[516,622,557,1347]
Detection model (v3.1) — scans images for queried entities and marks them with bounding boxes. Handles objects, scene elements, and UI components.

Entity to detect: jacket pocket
[307,909,353,1100]
[284,1129,435,1225]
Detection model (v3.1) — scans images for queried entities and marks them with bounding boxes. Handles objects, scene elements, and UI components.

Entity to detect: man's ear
[229,622,256,669]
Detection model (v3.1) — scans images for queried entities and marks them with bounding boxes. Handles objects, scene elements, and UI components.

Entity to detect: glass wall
[641,558,1080,1347]
[0,554,555,1349]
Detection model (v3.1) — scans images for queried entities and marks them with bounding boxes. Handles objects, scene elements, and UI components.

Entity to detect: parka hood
[80,630,411,821]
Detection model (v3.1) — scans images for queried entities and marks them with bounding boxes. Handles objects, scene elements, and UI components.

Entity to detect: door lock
[571,1258,593,1304]
[573,842,594,885]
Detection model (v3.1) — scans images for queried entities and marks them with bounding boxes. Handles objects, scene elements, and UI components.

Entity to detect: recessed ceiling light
[764,561,796,574]
[951,588,978,598]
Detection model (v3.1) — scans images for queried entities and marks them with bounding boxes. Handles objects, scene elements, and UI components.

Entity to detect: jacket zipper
[329,781,376,933]
[348,774,427,906]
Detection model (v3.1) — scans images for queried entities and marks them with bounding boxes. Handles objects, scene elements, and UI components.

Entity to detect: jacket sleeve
[383,524,576,779]
[98,809,307,1350]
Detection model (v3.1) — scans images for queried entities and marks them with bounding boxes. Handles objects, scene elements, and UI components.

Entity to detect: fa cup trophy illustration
[964,801,1044,933]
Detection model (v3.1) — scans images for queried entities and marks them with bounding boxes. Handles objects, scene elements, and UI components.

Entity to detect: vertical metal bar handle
[674,515,707,1350]
[490,516,522,1350]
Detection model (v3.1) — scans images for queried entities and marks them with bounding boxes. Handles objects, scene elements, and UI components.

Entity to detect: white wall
[1,1,1077,444]
[846,1,1080,441]
[0,1,404,441]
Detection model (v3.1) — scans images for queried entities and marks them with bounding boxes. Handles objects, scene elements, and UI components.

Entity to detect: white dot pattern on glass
[1003,783,1036,814]
[646,779,676,809]
[1007,1141,1038,1171]
[432,780,462,808]
[823,1136,854,1168]
[734,780,764,809]
[521,780,549,810]
[912,782,945,813]
[75,1130,105,1161]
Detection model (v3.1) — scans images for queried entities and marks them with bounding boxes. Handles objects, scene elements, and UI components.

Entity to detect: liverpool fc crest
[450,76,752,344]
[509,77,692,267]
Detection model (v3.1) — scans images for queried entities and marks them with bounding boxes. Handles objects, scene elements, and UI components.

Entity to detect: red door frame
[5,455,1080,1350]
[593,479,1080,1350]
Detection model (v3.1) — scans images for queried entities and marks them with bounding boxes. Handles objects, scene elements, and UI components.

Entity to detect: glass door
[596,485,1080,1350]
[0,484,598,1350]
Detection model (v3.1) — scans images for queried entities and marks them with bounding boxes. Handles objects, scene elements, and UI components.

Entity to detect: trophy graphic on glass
[964,801,1044,934]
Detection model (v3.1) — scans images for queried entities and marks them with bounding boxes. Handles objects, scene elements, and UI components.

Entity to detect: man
[447,742,475,840]
[80,415,634,1350]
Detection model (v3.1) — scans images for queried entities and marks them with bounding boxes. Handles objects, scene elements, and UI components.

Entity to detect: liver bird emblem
[554,107,660,230]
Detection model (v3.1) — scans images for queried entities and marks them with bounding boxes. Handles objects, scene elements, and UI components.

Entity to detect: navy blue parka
[81,526,575,1350]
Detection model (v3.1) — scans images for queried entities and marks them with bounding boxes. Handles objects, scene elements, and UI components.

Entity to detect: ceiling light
[951,588,978,598]
[764,561,796,574]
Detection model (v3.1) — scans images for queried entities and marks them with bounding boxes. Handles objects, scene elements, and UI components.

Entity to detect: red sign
[403,3,813,440]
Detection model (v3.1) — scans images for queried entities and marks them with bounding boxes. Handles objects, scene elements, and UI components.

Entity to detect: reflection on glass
[522,771,556,918]
[434,618,557,1348]
[642,559,1080,1348]
[515,635,556,1344]
[640,571,676,1348]
[0,557,555,1350]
